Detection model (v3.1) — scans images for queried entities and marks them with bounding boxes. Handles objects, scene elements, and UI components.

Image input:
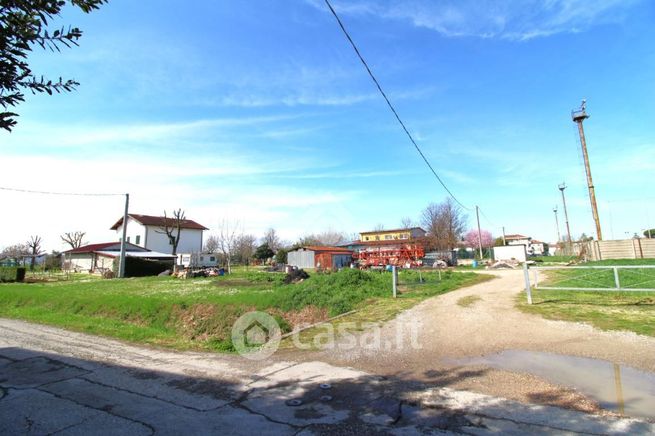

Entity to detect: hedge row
[0,267,26,282]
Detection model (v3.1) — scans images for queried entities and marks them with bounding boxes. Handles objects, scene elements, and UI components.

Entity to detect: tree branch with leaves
[1,0,107,131]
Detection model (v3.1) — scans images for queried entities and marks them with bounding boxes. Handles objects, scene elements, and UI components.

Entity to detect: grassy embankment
[0,268,490,352]
[517,259,655,337]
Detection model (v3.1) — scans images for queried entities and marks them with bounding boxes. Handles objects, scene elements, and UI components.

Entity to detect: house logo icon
[231,311,282,360]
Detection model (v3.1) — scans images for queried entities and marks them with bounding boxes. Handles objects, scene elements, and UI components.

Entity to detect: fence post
[523,262,533,305]
[533,268,538,288]
[392,265,398,298]
[613,267,621,290]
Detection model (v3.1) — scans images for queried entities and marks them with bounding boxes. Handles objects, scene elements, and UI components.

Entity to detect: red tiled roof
[64,242,120,254]
[63,241,146,254]
[303,246,353,253]
[110,214,208,231]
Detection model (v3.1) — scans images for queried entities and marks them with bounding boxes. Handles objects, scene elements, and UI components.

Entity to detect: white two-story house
[110,213,208,255]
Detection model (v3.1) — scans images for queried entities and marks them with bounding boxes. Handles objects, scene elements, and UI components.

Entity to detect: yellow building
[359,227,426,242]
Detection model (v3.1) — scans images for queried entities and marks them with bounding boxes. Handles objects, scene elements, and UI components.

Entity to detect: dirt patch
[171,303,245,342]
[271,306,330,329]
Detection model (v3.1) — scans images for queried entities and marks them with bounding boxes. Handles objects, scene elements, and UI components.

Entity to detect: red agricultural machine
[353,243,425,268]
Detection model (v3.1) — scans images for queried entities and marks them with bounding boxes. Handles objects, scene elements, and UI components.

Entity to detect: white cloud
[0,153,363,251]
[7,115,299,149]
[312,0,640,40]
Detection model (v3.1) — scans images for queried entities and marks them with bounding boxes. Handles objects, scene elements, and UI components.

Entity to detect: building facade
[359,227,426,242]
[110,214,208,255]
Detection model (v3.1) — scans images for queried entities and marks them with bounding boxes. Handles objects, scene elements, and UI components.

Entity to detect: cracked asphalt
[1,318,654,435]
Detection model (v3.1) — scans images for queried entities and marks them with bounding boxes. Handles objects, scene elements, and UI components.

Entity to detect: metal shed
[287,246,353,270]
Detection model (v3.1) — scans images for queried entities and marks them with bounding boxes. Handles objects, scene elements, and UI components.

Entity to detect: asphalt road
[1,317,654,435]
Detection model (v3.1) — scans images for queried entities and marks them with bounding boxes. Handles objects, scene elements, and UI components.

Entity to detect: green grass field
[0,268,488,352]
[531,255,576,264]
[518,259,655,337]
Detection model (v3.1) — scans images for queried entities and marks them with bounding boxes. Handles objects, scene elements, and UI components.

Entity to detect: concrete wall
[66,254,93,272]
[287,249,315,269]
[144,227,203,254]
[493,245,527,262]
[587,239,655,260]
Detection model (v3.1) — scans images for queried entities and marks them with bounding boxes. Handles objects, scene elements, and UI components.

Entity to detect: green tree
[274,248,288,264]
[643,229,655,239]
[1,0,107,131]
[254,243,274,262]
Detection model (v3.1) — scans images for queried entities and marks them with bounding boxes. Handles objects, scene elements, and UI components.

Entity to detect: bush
[112,257,172,278]
[0,267,26,282]
[275,269,391,316]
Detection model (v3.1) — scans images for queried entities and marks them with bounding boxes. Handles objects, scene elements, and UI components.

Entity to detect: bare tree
[298,230,347,247]
[156,209,185,256]
[203,235,219,253]
[233,234,257,265]
[400,217,414,229]
[156,209,186,272]
[421,198,467,251]
[61,231,86,249]
[373,223,385,231]
[26,235,43,270]
[217,219,239,274]
[262,228,281,252]
[1,243,30,262]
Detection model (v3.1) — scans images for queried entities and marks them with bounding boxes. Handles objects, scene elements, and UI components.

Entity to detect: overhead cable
[323,0,470,211]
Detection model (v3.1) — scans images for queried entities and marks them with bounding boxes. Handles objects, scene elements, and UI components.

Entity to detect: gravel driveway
[294,269,655,413]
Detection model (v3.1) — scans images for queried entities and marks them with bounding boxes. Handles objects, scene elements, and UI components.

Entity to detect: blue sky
[2,0,655,250]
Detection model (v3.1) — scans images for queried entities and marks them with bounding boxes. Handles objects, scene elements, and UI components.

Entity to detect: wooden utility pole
[572,100,603,240]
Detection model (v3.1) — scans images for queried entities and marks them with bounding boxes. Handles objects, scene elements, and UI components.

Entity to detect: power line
[323,0,470,211]
[0,186,124,197]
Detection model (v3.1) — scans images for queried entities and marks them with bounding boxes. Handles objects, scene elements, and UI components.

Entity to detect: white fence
[523,264,655,304]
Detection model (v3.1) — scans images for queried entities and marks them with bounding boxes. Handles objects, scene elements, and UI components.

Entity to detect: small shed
[287,246,353,270]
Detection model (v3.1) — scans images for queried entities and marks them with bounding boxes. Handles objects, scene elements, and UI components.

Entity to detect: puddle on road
[450,350,655,420]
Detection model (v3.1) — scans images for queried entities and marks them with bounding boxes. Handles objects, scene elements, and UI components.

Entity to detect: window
[126,236,130,243]
[210,256,215,261]
[375,236,380,241]
[200,256,204,261]
[384,235,392,240]
[365,237,369,241]
[135,235,141,245]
